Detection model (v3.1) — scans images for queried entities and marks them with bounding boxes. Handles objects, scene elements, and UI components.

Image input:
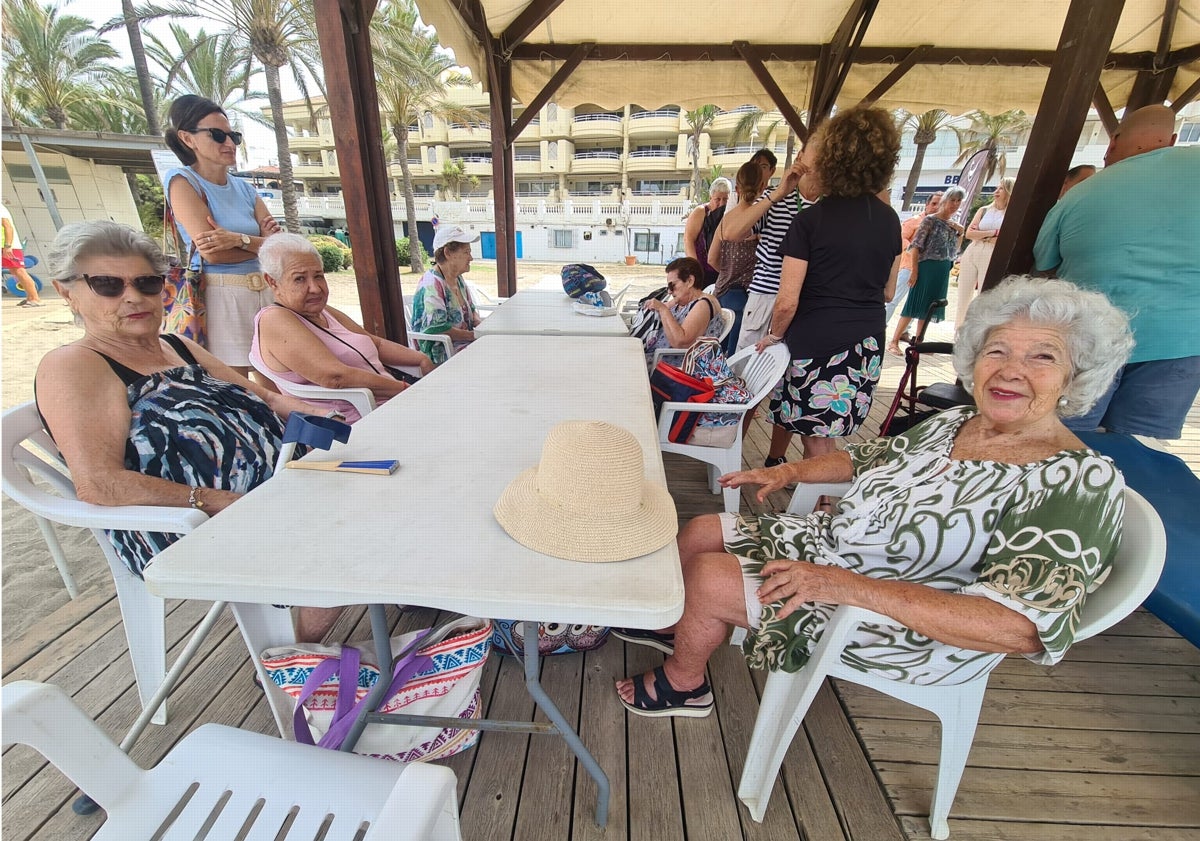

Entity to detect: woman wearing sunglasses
[163,95,283,377]
[34,221,343,644]
[639,256,724,365]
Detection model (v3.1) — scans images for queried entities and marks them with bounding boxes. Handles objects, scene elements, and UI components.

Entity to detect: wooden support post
[984,0,1127,291]
[734,42,809,145]
[1172,75,1200,112]
[313,0,407,342]
[858,45,932,107]
[1126,66,1177,110]
[1093,85,1119,137]
[490,60,518,298]
[507,43,592,145]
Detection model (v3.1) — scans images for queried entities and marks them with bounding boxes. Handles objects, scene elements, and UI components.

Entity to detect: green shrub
[311,241,345,273]
[395,236,429,269]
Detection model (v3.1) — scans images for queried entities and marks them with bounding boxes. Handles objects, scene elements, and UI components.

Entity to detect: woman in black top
[758,107,902,464]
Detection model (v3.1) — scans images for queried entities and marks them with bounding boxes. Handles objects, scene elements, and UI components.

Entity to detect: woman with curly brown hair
[757,106,902,465]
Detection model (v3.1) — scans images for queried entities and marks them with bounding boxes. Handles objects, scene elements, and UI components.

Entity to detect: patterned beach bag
[260,616,491,762]
[490,619,611,656]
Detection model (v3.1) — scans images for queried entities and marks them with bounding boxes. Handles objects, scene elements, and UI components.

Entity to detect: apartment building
[263,89,1200,265]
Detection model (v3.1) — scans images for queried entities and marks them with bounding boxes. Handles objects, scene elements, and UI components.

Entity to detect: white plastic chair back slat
[740,486,1166,838]
[250,357,377,423]
[2,680,464,841]
[403,300,455,360]
[658,344,791,512]
[718,308,736,343]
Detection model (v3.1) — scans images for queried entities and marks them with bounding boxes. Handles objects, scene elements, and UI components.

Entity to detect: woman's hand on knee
[758,561,845,619]
[719,466,788,501]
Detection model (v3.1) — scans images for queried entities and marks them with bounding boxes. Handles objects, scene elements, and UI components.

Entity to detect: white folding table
[475,288,631,336]
[143,335,683,825]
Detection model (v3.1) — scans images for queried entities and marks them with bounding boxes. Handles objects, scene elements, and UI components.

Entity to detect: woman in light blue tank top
[164,95,282,374]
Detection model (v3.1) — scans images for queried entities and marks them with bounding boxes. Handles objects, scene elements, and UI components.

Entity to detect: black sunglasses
[186,127,243,145]
[76,273,167,298]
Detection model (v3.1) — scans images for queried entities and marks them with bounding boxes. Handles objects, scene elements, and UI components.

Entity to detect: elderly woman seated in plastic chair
[251,233,433,423]
[615,276,1134,717]
[34,220,343,643]
[638,256,724,364]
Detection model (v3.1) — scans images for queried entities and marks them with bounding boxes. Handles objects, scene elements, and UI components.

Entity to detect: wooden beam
[733,41,809,145]
[499,0,567,55]
[313,0,406,342]
[491,61,517,297]
[985,0,1127,291]
[813,0,879,122]
[507,42,592,145]
[1127,66,1178,109]
[1154,0,1180,69]
[808,43,832,130]
[510,42,1156,70]
[1168,42,1200,65]
[1093,85,1119,137]
[1171,74,1200,111]
[857,44,932,106]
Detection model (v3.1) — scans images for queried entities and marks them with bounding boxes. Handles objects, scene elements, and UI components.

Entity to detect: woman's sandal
[618,665,713,718]
[611,627,675,655]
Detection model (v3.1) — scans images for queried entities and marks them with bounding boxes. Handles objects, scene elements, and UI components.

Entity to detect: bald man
[1034,105,1200,439]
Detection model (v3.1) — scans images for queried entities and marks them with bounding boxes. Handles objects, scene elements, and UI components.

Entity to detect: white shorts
[204,276,275,366]
[735,291,778,352]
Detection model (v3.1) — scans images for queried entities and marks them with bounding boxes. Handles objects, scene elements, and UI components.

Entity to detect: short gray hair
[709,177,732,196]
[259,232,319,278]
[953,275,1133,417]
[942,186,967,203]
[46,221,167,282]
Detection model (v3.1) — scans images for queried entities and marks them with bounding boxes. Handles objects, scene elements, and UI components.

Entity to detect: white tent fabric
[415,0,1200,115]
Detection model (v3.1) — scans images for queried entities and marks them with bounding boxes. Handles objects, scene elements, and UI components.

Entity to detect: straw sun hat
[494,420,677,562]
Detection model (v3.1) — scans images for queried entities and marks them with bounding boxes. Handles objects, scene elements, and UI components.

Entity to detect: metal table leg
[340,603,394,752]
[522,622,610,826]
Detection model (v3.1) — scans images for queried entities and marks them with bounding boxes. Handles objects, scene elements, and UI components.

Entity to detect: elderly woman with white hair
[615,276,1132,717]
[251,233,434,423]
[34,221,342,643]
[684,176,732,287]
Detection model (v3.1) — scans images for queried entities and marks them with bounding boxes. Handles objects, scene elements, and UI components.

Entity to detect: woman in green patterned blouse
[615,276,1134,718]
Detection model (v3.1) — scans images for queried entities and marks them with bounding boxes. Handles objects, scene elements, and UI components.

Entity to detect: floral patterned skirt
[765,335,883,437]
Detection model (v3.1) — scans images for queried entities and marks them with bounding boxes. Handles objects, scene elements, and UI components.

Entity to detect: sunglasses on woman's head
[76,274,167,298]
[186,127,243,145]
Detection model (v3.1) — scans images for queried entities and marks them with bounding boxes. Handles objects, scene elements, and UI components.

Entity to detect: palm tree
[728,107,801,170]
[1,0,119,129]
[120,0,160,134]
[953,109,1032,185]
[107,1,326,232]
[373,0,483,271]
[144,24,268,125]
[898,109,957,210]
[71,69,168,133]
[684,105,719,201]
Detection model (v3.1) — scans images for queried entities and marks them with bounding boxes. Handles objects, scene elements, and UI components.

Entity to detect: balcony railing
[448,122,490,130]
[710,144,759,156]
[628,149,676,158]
[718,105,759,115]
[452,155,493,163]
[513,152,541,161]
[573,113,622,123]
[631,109,680,120]
[573,151,621,160]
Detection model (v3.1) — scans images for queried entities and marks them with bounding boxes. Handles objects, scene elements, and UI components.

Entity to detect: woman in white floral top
[615,276,1133,717]
[410,225,481,365]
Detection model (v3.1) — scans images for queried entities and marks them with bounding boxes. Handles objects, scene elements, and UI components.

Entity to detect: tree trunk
[784,129,796,170]
[690,130,702,201]
[265,63,299,232]
[122,0,159,135]
[902,142,930,210]
[394,123,423,273]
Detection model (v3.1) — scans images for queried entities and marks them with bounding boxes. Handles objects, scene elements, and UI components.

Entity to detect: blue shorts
[1065,356,1200,439]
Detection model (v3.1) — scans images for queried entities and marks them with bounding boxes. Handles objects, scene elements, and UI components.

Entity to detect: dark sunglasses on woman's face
[186,127,243,145]
[76,274,167,298]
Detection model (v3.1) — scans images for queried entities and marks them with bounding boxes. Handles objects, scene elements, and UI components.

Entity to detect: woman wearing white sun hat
[410,225,482,364]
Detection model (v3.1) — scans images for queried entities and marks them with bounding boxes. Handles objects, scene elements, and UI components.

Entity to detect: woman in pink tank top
[251,234,433,422]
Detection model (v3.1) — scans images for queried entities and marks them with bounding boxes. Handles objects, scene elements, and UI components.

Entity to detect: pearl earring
[1058,396,1069,407]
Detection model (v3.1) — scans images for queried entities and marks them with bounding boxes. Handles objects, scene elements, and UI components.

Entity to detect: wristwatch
[240,233,251,248]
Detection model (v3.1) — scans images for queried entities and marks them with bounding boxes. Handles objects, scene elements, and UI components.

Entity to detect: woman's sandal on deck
[611,627,675,655]
[618,666,714,718]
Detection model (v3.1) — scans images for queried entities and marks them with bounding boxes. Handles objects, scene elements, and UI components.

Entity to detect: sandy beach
[0,260,667,644]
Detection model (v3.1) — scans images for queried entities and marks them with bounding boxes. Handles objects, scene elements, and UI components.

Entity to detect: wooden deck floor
[4,348,1200,841]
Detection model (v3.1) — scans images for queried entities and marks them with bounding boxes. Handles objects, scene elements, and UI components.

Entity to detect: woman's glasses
[76,274,167,298]
[186,127,244,145]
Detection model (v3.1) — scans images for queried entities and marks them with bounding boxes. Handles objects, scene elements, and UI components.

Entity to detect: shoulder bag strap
[273,304,384,376]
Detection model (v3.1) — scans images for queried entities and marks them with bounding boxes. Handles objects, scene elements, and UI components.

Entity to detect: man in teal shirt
[1034,105,1200,439]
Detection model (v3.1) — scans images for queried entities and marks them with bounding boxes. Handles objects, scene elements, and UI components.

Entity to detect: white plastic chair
[737,484,1167,839]
[2,402,211,729]
[465,279,506,317]
[718,307,736,343]
[3,680,463,841]
[657,344,791,512]
[403,301,455,361]
[250,357,377,420]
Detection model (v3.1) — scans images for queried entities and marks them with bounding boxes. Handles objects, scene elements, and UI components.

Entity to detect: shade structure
[416,1,1199,116]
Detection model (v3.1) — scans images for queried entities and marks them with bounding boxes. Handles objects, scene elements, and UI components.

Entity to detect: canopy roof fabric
[416,0,1200,115]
